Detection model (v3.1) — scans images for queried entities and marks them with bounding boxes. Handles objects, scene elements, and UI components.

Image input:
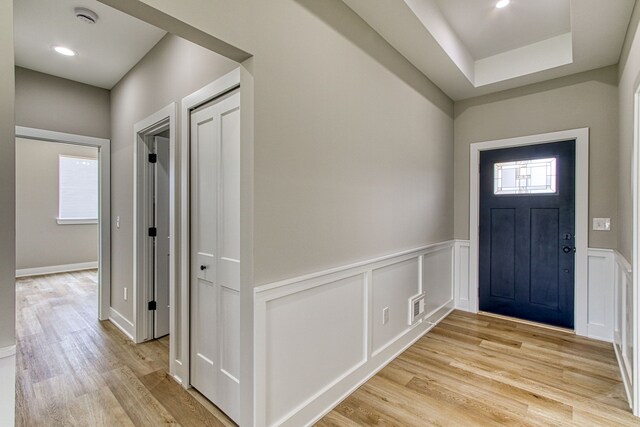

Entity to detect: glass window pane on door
[494,157,556,195]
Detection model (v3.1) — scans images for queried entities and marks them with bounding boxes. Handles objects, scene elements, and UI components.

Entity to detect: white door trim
[132,103,177,372]
[15,126,111,320]
[179,68,241,388]
[469,128,589,336]
[632,89,640,415]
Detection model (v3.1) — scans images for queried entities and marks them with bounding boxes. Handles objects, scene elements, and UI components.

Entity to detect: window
[58,155,98,224]
[494,157,557,195]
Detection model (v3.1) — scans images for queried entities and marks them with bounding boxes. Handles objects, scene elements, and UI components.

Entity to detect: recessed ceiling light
[53,46,76,56]
[496,0,510,8]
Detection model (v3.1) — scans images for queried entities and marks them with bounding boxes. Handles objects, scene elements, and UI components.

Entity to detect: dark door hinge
[148,301,157,310]
[148,153,157,163]
[148,227,157,237]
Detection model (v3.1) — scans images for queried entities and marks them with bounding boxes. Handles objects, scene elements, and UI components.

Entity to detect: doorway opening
[15,127,111,320]
[134,104,176,348]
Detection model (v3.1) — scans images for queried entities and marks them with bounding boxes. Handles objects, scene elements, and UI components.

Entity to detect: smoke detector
[74,7,99,24]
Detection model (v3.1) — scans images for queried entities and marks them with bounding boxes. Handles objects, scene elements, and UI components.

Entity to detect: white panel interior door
[190,90,240,423]
[154,136,170,338]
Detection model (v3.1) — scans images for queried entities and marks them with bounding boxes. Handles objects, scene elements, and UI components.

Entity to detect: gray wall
[15,67,110,139]
[15,138,98,270]
[454,66,619,250]
[104,0,455,289]
[110,34,238,320]
[0,0,15,349]
[618,3,640,261]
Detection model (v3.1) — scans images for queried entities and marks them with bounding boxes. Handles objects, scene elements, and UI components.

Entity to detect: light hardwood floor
[318,311,638,426]
[17,272,639,426]
[15,270,236,426]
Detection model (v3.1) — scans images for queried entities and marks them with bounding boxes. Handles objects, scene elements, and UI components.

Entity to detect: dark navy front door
[479,140,575,329]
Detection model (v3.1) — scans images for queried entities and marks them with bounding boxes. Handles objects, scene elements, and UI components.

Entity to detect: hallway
[15,271,235,426]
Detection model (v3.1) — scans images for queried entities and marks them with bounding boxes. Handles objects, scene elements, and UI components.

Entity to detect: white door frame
[177,68,240,388]
[469,128,589,336]
[15,126,111,320]
[133,104,177,360]
[632,89,640,416]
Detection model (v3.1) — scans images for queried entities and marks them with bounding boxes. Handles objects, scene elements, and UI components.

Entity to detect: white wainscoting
[614,250,633,407]
[454,240,471,311]
[587,249,615,342]
[453,241,616,343]
[254,241,455,427]
[0,344,16,427]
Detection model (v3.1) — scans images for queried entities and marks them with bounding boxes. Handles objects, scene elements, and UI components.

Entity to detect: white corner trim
[0,344,16,359]
[109,308,135,341]
[469,128,589,337]
[16,261,98,278]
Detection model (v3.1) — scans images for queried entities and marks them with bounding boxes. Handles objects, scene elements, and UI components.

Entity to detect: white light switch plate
[592,218,611,231]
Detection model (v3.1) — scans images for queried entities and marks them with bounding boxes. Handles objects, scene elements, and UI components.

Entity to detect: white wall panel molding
[587,249,615,342]
[453,240,471,311]
[455,242,616,343]
[15,261,98,278]
[614,250,633,408]
[254,241,455,426]
[0,344,16,427]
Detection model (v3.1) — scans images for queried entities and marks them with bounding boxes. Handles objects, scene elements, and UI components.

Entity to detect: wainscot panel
[453,241,616,343]
[614,250,633,408]
[254,241,455,426]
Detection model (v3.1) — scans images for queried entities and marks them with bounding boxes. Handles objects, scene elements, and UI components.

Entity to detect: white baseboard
[109,308,135,341]
[254,240,455,426]
[16,261,98,278]
[0,344,16,427]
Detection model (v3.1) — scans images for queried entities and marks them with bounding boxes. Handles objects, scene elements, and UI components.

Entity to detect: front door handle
[562,246,575,254]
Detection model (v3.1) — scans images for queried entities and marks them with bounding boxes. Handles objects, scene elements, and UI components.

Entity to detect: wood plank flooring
[317,311,638,426]
[17,272,639,426]
[15,270,236,427]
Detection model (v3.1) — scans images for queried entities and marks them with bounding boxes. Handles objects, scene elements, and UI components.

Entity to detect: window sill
[57,218,98,225]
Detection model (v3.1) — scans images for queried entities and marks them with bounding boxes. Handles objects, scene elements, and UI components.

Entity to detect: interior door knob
[200,265,207,271]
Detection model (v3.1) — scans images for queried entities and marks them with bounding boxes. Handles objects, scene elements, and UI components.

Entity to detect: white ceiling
[14,0,166,89]
[342,0,635,100]
[433,0,571,60]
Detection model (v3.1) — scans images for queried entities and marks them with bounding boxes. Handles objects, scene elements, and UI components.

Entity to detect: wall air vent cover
[74,7,99,24]
[409,293,426,325]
